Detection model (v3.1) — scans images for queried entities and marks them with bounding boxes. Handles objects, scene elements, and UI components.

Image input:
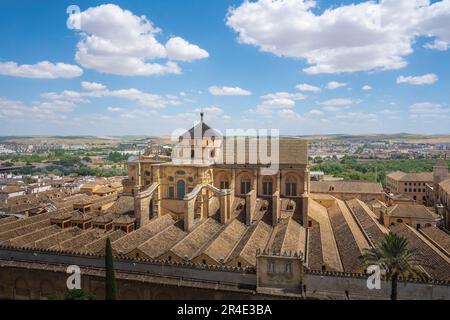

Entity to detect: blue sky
[0,0,449,136]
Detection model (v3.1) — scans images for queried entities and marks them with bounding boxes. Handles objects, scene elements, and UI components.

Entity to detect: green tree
[105,237,118,300]
[63,289,96,300]
[361,233,428,300]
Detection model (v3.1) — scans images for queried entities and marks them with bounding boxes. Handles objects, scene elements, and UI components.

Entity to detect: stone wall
[302,271,449,300]
[0,247,448,300]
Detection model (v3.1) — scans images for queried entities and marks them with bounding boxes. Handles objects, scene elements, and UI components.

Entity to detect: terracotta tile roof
[279,218,306,255]
[104,196,134,215]
[200,217,248,263]
[387,171,433,182]
[0,216,17,225]
[170,216,223,260]
[54,229,105,252]
[92,215,113,224]
[439,178,450,194]
[93,186,116,194]
[218,137,308,165]
[7,225,61,247]
[308,199,342,271]
[112,215,175,255]
[50,211,73,221]
[328,202,366,272]
[227,217,272,265]
[387,205,440,220]
[0,212,52,234]
[136,222,187,259]
[391,224,450,280]
[311,181,383,194]
[420,227,450,254]
[113,215,136,224]
[83,230,127,254]
[34,227,83,249]
[0,219,50,243]
[71,212,94,222]
[346,199,388,245]
[306,224,323,271]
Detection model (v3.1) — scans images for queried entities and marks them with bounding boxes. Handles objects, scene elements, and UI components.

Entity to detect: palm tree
[362,232,428,300]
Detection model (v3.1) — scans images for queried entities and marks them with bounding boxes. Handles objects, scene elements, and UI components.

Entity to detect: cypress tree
[105,237,118,300]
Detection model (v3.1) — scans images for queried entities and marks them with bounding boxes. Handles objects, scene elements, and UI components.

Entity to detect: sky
[0,0,450,137]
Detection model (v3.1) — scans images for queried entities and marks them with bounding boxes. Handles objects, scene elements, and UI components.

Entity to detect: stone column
[245,190,256,225]
[272,191,280,226]
[184,199,195,232]
[301,193,309,227]
[219,195,228,225]
[202,190,209,220]
[253,169,258,193]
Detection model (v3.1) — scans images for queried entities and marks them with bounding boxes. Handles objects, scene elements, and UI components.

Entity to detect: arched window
[240,175,251,194]
[262,177,273,195]
[285,176,297,197]
[177,180,185,199]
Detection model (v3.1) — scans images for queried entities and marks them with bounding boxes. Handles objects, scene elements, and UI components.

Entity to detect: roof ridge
[407,225,450,264]
[418,228,450,258]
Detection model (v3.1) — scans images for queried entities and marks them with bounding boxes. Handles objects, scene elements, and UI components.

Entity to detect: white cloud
[308,109,324,116]
[326,81,347,90]
[166,37,209,62]
[208,86,252,96]
[323,106,341,112]
[226,0,450,74]
[81,81,106,91]
[278,109,303,119]
[0,97,28,117]
[362,85,373,91]
[73,4,207,76]
[396,73,438,85]
[255,92,305,116]
[42,84,184,109]
[0,61,82,79]
[193,106,224,117]
[320,98,361,107]
[0,96,76,124]
[32,100,76,113]
[296,83,321,92]
[424,40,449,51]
[409,102,450,115]
[107,107,124,112]
[261,92,305,101]
[380,109,400,115]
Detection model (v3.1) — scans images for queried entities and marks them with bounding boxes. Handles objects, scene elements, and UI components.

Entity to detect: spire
[200,108,204,122]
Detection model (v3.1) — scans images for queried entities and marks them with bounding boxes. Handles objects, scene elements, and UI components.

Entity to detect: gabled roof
[387,171,433,182]
[439,178,450,193]
[387,204,440,220]
[311,181,383,194]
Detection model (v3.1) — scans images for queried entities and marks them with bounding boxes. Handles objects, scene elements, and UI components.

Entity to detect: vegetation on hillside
[312,156,450,186]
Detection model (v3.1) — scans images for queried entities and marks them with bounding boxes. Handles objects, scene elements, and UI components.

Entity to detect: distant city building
[386,171,433,204]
